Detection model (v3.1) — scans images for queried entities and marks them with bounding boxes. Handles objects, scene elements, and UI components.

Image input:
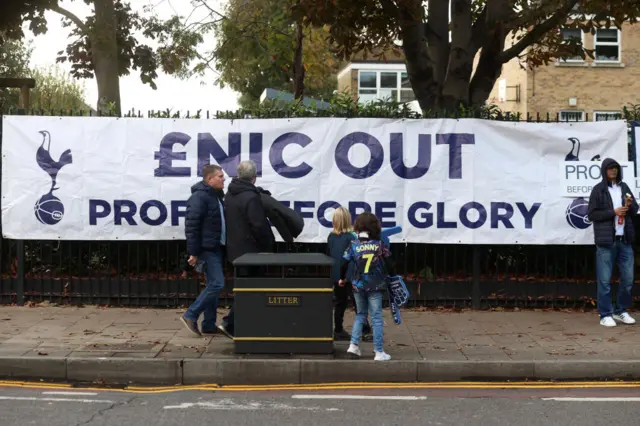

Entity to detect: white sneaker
[374,351,391,361]
[613,312,636,324]
[347,344,361,357]
[600,316,617,327]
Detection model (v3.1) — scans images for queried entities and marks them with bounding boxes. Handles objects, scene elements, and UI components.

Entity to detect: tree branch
[427,0,450,88]
[499,0,579,63]
[378,0,400,18]
[470,6,487,56]
[49,5,89,33]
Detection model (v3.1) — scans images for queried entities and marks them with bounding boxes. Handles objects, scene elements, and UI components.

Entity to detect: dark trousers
[334,281,370,333]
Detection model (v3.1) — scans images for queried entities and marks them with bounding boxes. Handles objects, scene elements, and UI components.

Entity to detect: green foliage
[623,104,640,122]
[1,63,89,112]
[0,37,33,108]
[0,0,54,42]
[210,92,503,120]
[55,1,200,90]
[143,0,342,108]
[213,0,341,107]
[0,37,32,76]
[28,66,89,111]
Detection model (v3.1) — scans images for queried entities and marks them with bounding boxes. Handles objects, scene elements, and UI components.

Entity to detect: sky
[24,0,239,114]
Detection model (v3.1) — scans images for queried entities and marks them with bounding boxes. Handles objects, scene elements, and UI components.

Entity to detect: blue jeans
[184,249,224,331]
[351,291,384,352]
[596,241,634,319]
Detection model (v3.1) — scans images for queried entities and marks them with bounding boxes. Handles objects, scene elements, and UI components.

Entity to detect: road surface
[1,382,639,425]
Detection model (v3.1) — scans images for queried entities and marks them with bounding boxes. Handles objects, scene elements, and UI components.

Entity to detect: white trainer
[374,351,391,361]
[600,316,617,327]
[613,312,636,325]
[347,344,362,357]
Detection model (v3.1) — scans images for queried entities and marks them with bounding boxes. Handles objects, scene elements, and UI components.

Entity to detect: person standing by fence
[327,207,371,340]
[180,165,227,336]
[588,158,638,327]
[340,212,394,361]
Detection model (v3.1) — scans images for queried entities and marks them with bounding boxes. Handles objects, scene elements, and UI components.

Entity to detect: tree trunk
[441,0,473,109]
[426,0,450,91]
[442,0,474,109]
[399,0,440,110]
[292,19,305,100]
[92,0,121,115]
[468,0,510,107]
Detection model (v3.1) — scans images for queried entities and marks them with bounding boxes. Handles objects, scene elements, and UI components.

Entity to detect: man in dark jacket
[218,160,274,337]
[588,158,639,327]
[180,165,227,336]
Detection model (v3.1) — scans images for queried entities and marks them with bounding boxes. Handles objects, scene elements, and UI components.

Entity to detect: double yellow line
[2,380,640,394]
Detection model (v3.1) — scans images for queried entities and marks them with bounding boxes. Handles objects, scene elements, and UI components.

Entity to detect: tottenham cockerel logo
[34,130,73,225]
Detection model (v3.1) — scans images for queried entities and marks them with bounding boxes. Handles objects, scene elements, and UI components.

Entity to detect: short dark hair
[202,164,222,180]
[353,212,381,240]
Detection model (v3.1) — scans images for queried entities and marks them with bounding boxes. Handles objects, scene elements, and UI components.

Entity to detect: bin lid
[233,253,334,266]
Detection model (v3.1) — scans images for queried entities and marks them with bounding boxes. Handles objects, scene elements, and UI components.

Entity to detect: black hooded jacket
[224,178,275,262]
[587,158,638,246]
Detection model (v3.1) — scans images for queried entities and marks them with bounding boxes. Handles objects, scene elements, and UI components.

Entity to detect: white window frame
[357,70,416,104]
[593,111,623,121]
[594,28,621,63]
[560,110,585,122]
[357,70,378,103]
[558,27,585,63]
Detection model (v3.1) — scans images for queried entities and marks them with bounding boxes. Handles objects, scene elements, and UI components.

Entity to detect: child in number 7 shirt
[339,212,395,361]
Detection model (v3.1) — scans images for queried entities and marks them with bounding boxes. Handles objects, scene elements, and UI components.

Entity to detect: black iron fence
[0,107,637,309]
[0,239,613,308]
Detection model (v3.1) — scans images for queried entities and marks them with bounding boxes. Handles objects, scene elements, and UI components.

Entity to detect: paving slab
[0,306,638,384]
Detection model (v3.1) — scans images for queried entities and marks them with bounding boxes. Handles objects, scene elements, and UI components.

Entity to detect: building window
[560,110,585,122]
[357,70,416,104]
[498,79,507,102]
[559,28,584,62]
[594,111,622,121]
[594,29,620,62]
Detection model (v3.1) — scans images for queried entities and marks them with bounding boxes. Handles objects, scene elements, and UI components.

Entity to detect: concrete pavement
[0,305,639,385]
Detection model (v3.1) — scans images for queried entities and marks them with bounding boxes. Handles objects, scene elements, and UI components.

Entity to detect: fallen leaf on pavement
[37,351,48,356]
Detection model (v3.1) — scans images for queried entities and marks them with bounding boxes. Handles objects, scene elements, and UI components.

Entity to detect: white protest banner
[559,161,634,197]
[1,116,628,244]
[634,122,640,177]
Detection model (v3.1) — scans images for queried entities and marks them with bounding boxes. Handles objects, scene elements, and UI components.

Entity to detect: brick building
[489,22,639,121]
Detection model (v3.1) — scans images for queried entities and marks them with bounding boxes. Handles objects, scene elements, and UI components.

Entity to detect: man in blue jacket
[180,164,227,336]
[588,158,639,327]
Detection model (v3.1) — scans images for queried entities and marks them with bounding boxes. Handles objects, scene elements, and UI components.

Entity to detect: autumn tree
[214,0,341,107]
[0,37,88,111]
[295,0,640,110]
[150,0,341,108]
[0,36,33,108]
[2,0,202,114]
[28,66,90,111]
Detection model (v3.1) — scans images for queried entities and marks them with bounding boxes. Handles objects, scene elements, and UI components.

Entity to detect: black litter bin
[232,253,334,354]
